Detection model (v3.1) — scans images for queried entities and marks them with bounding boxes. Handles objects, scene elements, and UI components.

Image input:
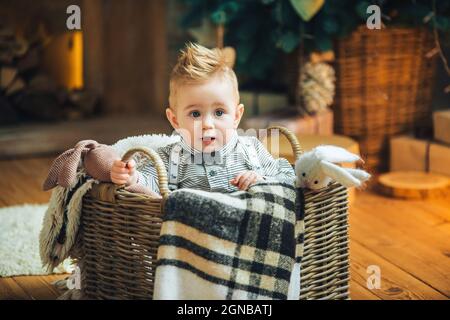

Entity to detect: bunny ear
[43,148,75,191]
[319,160,362,187]
[314,145,361,163]
[344,168,371,182]
[42,140,100,191]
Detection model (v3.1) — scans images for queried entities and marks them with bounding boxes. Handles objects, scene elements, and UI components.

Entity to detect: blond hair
[169,42,239,108]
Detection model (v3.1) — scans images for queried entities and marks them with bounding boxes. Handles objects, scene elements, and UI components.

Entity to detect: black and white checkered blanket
[154,181,304,300]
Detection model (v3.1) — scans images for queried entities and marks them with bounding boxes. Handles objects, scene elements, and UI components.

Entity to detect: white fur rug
[0,204,73,277]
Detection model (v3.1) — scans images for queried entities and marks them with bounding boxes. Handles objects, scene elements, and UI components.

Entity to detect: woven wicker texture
[334,26,437,173]
[299,183,349,299]
[79,127,349,300]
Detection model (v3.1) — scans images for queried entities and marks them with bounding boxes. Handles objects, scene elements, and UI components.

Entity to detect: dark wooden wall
[82,0,168,116]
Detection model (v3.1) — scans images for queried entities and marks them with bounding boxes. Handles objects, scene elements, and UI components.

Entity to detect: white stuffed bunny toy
[295,145,371,190]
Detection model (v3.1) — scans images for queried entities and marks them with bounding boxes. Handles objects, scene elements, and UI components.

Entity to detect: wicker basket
[79,126,350,300]
[334,25,437,173]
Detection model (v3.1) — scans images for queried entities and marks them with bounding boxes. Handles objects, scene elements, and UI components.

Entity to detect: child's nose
[202,115,215,129]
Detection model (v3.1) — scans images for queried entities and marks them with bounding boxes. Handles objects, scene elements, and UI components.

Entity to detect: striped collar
[179,131,239,158]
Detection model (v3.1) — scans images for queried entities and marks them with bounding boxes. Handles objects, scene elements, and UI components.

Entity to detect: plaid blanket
[154,181,304,300]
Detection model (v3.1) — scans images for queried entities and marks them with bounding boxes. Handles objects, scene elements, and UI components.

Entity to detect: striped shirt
[136,131,295,193]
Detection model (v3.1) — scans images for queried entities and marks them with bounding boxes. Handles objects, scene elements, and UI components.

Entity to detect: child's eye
[215,110,224,117]
[190,111,201,118]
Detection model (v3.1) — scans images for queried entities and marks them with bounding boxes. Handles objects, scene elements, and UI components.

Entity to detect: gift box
[390,135,450,177]
[430,142,450,176]
[243,108,333,135]
[433,110,450,145]
[390,136,429,172]
[239,90,288,120]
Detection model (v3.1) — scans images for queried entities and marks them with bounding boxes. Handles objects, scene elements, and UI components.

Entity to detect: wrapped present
[433,109,450,145]
[239,90,288,119]
[430,142,450,176]
[257,92,289,115]
[243,108,333,135]
[390,136,429,172]
[390,135,450,177]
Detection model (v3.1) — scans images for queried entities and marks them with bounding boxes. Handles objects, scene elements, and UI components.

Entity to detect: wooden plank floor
[0,156,449,300]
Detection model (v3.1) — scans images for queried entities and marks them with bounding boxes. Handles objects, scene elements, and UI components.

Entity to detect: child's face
[166,75,244,153]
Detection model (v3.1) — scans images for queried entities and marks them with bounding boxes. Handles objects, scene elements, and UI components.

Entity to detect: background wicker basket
[79,127,350,300]
[334,26,437,173]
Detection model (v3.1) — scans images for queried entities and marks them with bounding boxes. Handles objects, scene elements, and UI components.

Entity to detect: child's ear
[234,103,245,128]
[166,107,180,129]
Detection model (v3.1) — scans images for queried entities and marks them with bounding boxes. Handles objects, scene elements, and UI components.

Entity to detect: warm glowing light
[42,31,83,90]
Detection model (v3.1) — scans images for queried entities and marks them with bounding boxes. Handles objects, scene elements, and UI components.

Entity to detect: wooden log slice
[377,171,450,199]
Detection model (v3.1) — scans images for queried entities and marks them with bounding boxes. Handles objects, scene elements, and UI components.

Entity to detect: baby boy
[111,43,295,193]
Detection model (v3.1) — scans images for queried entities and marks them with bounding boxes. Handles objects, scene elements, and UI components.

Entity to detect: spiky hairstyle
[169,42,238,108]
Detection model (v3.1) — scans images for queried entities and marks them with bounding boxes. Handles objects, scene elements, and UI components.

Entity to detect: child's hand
[230,171,263,191]
[110,159,137,186]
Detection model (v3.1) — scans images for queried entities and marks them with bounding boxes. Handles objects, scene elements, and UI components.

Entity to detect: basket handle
[121,147,170,199]
[266,125,303,160]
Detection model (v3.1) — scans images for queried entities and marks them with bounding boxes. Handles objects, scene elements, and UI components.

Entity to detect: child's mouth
[202,137,216,146]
